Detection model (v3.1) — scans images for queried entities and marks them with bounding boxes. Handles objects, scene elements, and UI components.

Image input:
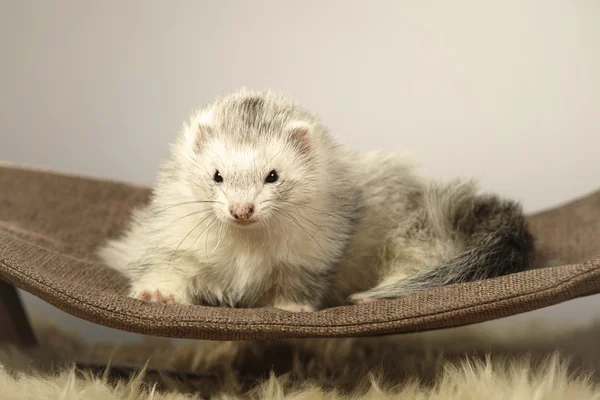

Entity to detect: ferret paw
[273,302,316,313]
[132,289,179,305]
[348,291,387,304]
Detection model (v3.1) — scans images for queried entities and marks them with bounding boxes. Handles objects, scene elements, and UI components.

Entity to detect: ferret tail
[350,194,535,302]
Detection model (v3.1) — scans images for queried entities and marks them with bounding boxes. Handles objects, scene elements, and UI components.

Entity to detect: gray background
[1,0,599,342]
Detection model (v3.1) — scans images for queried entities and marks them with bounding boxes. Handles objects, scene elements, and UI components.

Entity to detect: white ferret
[97,89,534,312]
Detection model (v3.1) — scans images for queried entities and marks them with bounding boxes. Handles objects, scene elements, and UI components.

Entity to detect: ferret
[97,89,534,312]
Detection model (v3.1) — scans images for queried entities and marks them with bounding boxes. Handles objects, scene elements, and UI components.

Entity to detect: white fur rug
[0,315,599,399]
[0,355,597,400]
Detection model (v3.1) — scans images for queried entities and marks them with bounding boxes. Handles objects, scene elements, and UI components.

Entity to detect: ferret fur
[97,89,534,311]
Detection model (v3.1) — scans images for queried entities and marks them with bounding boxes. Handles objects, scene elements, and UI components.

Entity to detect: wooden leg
[0,280,37,346]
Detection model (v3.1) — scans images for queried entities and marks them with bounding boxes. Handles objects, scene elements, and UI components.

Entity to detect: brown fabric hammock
[0,164,599,341]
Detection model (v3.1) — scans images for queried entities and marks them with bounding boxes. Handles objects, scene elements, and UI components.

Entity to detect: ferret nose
[230,203,254,220]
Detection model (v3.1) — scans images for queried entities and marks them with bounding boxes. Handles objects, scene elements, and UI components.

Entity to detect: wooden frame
[0,280,37,346]
[0,280,218,391]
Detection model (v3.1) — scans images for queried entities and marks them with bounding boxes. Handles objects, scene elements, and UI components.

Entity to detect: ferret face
[193,137,316,229]
[173,91,328,231]
[175,96,321,231]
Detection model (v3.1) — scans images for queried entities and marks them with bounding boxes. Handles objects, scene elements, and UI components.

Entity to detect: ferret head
[173,89,333,230]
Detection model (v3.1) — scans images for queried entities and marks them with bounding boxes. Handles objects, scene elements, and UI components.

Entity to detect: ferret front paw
[273,302,316,313]
[131,289,181,305]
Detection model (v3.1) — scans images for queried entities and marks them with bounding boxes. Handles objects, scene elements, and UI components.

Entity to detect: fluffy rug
[0,314,599,399]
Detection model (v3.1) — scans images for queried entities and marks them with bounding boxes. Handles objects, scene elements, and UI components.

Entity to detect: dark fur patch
[238,96,265,128]
[356,195,535,299]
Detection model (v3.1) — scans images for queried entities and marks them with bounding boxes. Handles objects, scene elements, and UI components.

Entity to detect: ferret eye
[265,170,278,184]
[213,170,223,183]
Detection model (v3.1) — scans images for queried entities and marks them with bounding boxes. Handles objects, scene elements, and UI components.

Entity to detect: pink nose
[230,203,254,220]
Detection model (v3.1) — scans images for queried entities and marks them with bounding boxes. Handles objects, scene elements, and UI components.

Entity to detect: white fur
[1,355,597,400]
[98,89,360,310]
[98,89,519,310]
[198,109,213,125]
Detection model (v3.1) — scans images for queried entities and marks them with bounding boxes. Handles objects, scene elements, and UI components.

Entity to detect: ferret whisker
[272,209,324,253]
[277,209,317,236]
[268,203,321,231]
[180,216,216,262]
[276,185,295,198]
[212,221,227,255]
[199,160,228,197]
[168,214,213,269]
[198,161,214,182]
[279,201,339,219]
[274,205,320,229]
[162,209,213,228]
[263,218,272,249]
[266,218,277,252]
[156,201,218,214]
[204,218,213,258]
[277,216,292,259]
[261,149,284,171]
[207,148,225,167]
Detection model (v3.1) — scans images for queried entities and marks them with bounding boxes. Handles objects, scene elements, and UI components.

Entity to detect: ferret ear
[285,121,312,154]
[185,110,213,153]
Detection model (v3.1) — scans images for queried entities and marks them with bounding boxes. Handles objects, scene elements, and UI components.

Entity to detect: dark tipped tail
[351,194,535,301]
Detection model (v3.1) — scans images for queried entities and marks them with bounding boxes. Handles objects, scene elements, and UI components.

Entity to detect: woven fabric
[0,165,598,340]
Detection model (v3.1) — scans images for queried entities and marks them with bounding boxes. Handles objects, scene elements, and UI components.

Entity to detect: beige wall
[1,0,599,342]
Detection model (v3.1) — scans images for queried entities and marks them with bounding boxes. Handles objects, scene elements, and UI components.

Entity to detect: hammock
[1,164,598,340]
